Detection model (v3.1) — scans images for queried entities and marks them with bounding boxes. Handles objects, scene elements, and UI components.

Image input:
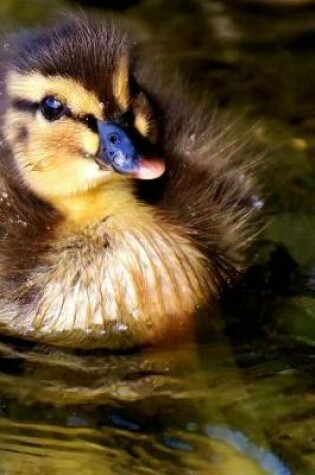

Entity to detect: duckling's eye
[40,96,65,121]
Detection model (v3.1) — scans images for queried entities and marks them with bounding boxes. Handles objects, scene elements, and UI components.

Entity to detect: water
[0,1,314,474]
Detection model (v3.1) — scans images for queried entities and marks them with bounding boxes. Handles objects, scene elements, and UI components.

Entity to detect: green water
[0,1,314,474]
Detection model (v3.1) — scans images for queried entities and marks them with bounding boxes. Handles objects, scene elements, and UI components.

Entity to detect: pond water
[0,1,314,474]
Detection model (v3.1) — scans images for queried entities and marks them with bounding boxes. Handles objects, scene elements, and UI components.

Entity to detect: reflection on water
[0,339,301,474]
[0,0,314,474]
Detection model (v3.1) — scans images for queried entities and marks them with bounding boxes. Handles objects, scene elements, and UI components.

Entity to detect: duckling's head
[1,15,165,204]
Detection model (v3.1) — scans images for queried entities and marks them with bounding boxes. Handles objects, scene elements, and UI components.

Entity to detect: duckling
[0,14,258,349]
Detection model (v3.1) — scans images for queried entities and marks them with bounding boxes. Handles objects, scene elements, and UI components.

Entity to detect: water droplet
[251,195,264,210]
[113,322,128,332]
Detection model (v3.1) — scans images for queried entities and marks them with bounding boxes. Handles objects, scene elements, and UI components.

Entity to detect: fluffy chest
[3,219,211,348]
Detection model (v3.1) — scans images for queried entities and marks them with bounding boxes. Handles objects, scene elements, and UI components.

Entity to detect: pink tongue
[133,156,166,180]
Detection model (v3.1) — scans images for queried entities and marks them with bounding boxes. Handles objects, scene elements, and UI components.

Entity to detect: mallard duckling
[0,14,257,349]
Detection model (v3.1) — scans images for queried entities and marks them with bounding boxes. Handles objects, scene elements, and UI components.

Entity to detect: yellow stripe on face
[112,54,130,111]
[133,92,158,141]
[7,72,103,119]
[134,112,149,136]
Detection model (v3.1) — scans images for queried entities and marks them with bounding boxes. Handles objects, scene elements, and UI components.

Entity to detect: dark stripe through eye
[11,97,98,133]
[80,114,98,133]
[11,98,38,115]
